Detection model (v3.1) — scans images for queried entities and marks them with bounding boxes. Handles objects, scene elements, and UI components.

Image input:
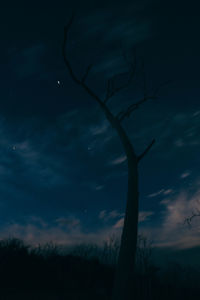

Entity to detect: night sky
[0,1,200,253]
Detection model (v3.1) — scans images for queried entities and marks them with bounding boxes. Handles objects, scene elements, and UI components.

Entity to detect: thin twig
[137,139,156,162]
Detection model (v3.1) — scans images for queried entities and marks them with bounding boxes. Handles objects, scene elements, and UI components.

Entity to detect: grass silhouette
[0,237,199,299]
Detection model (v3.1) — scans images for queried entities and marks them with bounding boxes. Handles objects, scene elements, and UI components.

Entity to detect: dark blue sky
[0,0,200,250]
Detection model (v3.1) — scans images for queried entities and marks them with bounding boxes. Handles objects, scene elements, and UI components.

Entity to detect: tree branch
[104,51,137,103]
[81,64,93,83]
[137,139,156,162]
[116,110,125,119]
[62,17,104,107]
[152,80,172,98]
[118,96,157,122]
[118,79,171,123]
[105,79,112,101]
[184,209,200,228]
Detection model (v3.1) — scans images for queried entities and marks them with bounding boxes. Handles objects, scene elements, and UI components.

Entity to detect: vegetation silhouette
[0,236,199,299]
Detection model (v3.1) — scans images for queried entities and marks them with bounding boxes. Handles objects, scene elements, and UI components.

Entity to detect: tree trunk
[98,106,139,300]
[62,24,151,299]
[111,156,139,300]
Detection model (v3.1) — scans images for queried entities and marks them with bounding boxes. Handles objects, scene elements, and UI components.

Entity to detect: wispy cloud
[77,2,153,49]
[180,171,191,179]
[113,217,124,229]
[128,110,200,163]
[174,139,185,147]
[147,189,165,198]
[98,210,124,222]
[163,189,174,195]
[147,188,173,198]
[1,183,200,251]
[0,214,121,247]
[139,211,154,222]
[112,210,154,230]
[99,210,107,220]
[95,185,104,191]
[89,121,109,136]
[110,155,127,166]
[193,110,200,117]
[142,183,200,249]
[55,217,80,230]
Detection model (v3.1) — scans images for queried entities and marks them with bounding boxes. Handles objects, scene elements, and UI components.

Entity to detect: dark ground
[0,238,199,300]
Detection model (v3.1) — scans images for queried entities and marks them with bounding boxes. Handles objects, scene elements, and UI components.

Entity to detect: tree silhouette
[62,16,163,300]
[185,208,200,228]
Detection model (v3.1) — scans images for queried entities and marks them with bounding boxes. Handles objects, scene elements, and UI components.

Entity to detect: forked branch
[117,79,171,122]
[104,51,137,103]
[81,64,93,83]
[62,17,103,107]
[184,209,200,228]
[137,139,156,162]
[118,96,157,122]
[63,16,158,164]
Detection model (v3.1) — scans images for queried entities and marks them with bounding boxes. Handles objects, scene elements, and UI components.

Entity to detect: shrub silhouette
[0,237,114,296]
[0,237,199,299]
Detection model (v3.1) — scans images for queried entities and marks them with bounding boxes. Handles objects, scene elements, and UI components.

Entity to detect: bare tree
[184,208,200,228]
[62,16,163,300]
